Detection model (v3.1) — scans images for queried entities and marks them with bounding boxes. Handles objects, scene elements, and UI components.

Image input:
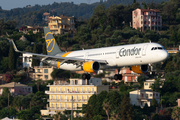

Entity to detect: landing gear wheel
[114,74,118,80]
[114,74,122,80]
[118,74,122,80]
[82,73,91,80]
[82,74,87,80]
[87,74,91,80]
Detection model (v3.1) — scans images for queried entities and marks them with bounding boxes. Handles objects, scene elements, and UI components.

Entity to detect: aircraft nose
[159,50,169,60]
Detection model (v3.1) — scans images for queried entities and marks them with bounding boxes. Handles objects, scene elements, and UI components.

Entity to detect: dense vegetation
[0,0,169,28]
[0,0,180,119]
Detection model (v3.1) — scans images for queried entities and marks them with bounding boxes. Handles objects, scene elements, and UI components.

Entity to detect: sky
[0,0,100,10]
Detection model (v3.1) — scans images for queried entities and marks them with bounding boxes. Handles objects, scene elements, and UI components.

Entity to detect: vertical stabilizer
[44,27,62,56]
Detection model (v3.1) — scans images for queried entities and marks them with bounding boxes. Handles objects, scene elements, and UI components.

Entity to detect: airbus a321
[11,27,169,80]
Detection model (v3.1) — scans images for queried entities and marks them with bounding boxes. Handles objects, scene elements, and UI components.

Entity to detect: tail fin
[44,27,62,56]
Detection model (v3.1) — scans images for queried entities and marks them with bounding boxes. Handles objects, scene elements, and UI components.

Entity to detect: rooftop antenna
[87,0,91,4]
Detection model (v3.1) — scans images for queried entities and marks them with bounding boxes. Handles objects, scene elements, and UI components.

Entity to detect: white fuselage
[51,43,168,71]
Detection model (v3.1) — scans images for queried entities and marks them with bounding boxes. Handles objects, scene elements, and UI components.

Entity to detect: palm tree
[103,99,110,120]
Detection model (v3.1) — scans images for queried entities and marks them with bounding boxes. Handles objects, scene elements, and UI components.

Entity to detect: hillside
[0,0,169,28]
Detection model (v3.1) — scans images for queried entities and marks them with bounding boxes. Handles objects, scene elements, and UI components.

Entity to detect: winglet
[9,39,21,53]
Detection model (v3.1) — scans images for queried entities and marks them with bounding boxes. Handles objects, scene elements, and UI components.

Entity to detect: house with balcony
[44,78,109,117]
[129,89,160,107]
[132,8,162,32]
[32,66,55,81]
[114,67,140,83]
[0,82,32,96]
[19,26,43,34]
[48,15,75,35]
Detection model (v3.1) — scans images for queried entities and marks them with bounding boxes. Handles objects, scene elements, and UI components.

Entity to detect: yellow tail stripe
[61,52,72,57]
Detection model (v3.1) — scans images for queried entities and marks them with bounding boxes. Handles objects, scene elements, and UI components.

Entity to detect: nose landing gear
[82,73,91,80]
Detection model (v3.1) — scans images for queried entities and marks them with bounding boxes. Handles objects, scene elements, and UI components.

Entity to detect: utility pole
[71,96,73,120]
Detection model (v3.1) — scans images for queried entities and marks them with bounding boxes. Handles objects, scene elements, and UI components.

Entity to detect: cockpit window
[151,47,163,50]
[158,47,163,50]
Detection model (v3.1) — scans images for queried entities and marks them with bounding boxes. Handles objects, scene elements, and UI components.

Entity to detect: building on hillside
[19,26,43,34]
[0,82,32,96]
[144,78,165,90]
[43,12,50,23]
[44,78,109,117]
[129,89,160,107]
[22,53,33,68]
[115,68,140,83]
[144,79,155,90]
[48,15,75,35]
[132,8,162,32]
[32,66,55,81]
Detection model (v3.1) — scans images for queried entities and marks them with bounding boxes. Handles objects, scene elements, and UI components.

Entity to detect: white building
[130,89,160,107]
[22,53,32,68]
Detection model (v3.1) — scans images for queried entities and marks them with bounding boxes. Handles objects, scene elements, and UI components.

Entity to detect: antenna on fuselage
[149,40,151,43]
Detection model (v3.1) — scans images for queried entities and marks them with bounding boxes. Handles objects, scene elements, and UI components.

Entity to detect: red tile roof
[140,9,161,13]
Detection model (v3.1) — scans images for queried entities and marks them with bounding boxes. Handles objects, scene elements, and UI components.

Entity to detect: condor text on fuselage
[119,47,141,57]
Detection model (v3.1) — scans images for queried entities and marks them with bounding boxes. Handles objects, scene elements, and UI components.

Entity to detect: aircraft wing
[11,40,107,65]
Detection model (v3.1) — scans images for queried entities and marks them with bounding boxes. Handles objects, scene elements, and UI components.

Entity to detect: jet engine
[131,64,149,74]
[83,61,100,73]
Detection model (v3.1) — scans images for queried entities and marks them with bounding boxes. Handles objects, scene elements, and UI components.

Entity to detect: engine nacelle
[131,64,149,74]
[83,61,100,73]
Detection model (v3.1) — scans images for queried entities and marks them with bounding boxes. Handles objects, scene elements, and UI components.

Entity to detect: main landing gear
[82,73,91,80]
[114,68,122,80]
[114,74,122,80]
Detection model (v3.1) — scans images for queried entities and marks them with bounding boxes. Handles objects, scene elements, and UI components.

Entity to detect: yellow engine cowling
[83,61,100,73]
[131,64,149,74]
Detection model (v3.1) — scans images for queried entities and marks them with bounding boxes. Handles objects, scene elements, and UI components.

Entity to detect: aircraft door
[116,49,120,58]
[85,52,89,60]
[142,45,148,56]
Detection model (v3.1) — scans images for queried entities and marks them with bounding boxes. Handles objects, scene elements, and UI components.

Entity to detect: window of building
[150,94,152,96]
[44,69,48,73]
[44,75,48,79]
[38,75,40,78]
[37,69,40,73]
[145,83,148,86]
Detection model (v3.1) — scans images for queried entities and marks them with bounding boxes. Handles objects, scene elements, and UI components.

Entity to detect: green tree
[8,43,16,70]
[137,74,147,88]
[171,106,180,120]
[93,115,103,120]
[120,94,134,120]
[150,78,161,92]
[32,43,39,67]
[17,109,33,120]
[0,57,9,73]
[103,99,110,120]
[152,113,159,120]
[152,98,158,107]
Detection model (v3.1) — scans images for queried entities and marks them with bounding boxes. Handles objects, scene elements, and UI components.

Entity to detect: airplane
[11,27,169,80]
